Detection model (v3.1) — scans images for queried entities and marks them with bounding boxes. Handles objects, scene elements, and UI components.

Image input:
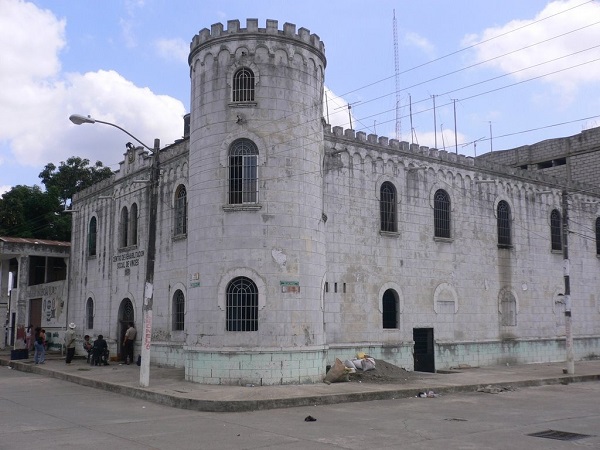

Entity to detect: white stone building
[67,19,600,385]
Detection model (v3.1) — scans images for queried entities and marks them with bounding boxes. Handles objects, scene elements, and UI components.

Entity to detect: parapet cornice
[189,19,326,66]
[323,125,600,197]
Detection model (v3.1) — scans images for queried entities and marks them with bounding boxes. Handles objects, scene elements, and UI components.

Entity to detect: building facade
[68,19,600,385]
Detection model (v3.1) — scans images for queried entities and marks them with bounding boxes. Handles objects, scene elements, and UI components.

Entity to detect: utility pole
[140,138,161,387]
[561,188,574,374]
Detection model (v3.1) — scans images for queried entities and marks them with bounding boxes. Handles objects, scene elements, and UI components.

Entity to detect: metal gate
[413,328,435,372]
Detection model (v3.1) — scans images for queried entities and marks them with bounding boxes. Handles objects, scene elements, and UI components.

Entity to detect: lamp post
[69,114,159,387]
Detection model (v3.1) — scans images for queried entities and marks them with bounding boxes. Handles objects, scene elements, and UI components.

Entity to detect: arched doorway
[118,298,135,360]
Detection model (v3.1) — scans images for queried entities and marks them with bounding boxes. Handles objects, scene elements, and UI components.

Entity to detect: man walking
[123,322,136,365]
[64,323,76,364]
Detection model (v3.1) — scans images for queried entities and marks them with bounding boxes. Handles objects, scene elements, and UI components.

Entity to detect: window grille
[434,189,451,238]
[120,207,129,248]
[232,68,255,102]
[226,277,258,331]
[86,298,94,329]
[550,209,562,251]
[380,182,397,232]
[382,289,398,329]
[229,139,258,204]
[497,200,511,247]
[172,290,185,331]
[88,217,97,256]
[130,203,138,246]
[175,185,187,236]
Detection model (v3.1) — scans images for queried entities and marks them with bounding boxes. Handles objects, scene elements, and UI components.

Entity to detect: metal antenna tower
[393,9,401,141]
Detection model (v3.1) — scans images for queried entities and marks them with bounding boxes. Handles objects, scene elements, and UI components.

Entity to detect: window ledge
[551,249,563,254]
[379,231,399,238]
[87,254,97,260]
[118,244,139,252]
[172,233,187,241]
[228,101,257,108]
[497,244,513,250]
[223,204,263,212]
[433,236,453,243]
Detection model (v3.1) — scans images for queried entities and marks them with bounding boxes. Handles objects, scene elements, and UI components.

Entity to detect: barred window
[119,207,129,248]
[434,189,451,238]
[550,209,562,251]
[380,182,397,232]
[130,203,138,246]
[86,297,94,329]
[497,200,511,248]
[174,185,187,236]
[226,277,258,332]
[229,139,258,204]
[172,290,185,331]
[596,217,600,256]
[232,68,255,102]
[382,289,398,329]
[88,217,97,256]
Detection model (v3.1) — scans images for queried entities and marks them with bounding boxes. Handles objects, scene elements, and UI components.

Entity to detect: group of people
[27,321,137,366]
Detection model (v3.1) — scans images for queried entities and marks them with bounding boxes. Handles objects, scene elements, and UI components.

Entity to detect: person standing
[123,322,136,365]
[34,327,45,364]
[64,323,76,364]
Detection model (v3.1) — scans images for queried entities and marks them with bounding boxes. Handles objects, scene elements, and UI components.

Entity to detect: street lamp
[69,113,160,387]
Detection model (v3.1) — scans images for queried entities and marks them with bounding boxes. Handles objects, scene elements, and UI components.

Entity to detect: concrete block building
[67,19,600,385]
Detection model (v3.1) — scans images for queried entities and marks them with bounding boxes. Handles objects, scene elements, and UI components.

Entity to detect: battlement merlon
[189,19,326,67]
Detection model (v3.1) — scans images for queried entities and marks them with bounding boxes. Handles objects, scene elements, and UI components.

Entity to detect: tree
[39,157,113,208]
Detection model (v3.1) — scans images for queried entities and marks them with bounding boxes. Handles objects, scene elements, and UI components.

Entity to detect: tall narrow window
[550,209,562,251]
[175,185,187,236]
[382,289,398,329]
[596,217,600,256]
[172,290,185,331]
[226,277,258,331]
[232,68,255,102]
[86,297,94,329]
[497,200,511,248]
[88,217,97,256]
[434,189,451,238]
[130,203,138,246]
[120,207,129,248]
[380,182,397,232]
[229,139,258,204]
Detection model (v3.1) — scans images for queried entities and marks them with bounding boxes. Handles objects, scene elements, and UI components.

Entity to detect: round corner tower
[186,19,327,385]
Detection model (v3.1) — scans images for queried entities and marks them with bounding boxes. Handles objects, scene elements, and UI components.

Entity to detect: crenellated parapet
[324,125,600,196]
[189,18,326,66]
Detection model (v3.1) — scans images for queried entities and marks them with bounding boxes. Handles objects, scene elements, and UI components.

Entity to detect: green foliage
[0,156,113,242]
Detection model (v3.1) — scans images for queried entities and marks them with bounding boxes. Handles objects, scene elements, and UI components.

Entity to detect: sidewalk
[1,351,599,412]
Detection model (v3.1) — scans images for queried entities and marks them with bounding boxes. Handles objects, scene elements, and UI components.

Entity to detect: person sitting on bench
[83,335,93,363]
[91,335,109,366]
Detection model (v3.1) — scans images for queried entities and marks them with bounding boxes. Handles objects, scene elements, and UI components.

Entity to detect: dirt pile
[348,359,424,384]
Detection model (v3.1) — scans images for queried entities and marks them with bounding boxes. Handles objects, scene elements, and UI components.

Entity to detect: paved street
[1,367,599,449]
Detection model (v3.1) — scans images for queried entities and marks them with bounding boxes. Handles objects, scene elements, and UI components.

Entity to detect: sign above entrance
[112,250,145,269]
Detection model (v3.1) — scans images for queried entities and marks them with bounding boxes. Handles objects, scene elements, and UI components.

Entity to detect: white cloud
[463,0,600,98]
[323,86,356,130]
[0,0,185,181]
[155,38,189,64]
[403,31,435,57]
[0,185,11,196]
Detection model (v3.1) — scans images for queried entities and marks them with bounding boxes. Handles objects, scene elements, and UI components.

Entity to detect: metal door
[413,328,435,372]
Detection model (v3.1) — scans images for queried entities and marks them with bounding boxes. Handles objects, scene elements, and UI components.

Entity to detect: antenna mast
[393,9,401,141]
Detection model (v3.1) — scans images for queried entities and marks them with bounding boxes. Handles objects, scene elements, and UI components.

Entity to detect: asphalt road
[1,367,599,449]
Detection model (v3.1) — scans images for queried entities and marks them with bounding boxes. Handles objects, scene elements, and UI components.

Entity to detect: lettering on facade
[27,285,57,297]
[112,250,145,269]
[280,280,300,293]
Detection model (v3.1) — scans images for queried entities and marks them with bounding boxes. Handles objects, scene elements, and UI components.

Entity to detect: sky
[1,0,600,195]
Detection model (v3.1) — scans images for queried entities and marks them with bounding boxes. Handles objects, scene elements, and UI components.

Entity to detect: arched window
[88,217,97,256]
[232,67,255,102]
[129,203,138,246]
[226,277,258,331]
[172,290,185,331]
[120,206,129,248]
[86,297,94,329]
[380,182,397,232]
[434,189,451,238]
[550,209,562,251]
[382,289,398,329]
[596,217,600,256]
[497,201,511,248]
[229,139,258,204]
[174,185,187,236]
